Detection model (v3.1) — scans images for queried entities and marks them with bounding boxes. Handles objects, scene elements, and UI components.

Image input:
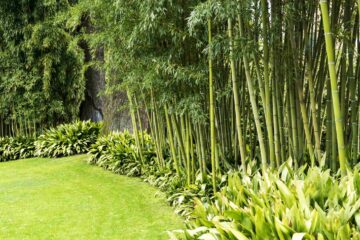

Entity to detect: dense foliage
[63,0,360,190]
[89,131,148,176]
[35,121,102,158]
[0,136,36,162]
[0,121,102,161]
[171,166,360,239]
[0,0,85,136]
[1,0,359,174]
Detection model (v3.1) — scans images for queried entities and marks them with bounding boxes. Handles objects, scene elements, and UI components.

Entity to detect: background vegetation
[0,0,85,135]
[1,1,359,174]
[63,0,360,184]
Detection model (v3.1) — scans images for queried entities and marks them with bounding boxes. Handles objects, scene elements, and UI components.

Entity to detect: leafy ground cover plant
[170,163,360,240]
[89,131,141,176]
[0,136,36,162]
[35,121,102,158]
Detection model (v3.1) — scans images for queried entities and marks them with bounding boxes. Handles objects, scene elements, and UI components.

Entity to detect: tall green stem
[239,16,267,171]
[208,17,217,192]
[228,18,246,169]
[260,0,275,167]
[319,0,348,176]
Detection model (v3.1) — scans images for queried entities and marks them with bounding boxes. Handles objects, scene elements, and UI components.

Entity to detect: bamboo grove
[1,0,360,190]
[106,0,360,188]
[0,1,86,137]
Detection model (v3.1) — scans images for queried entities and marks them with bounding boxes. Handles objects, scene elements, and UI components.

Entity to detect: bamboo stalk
[228,18,246,169]
[260,0,275,167]
[127,90,144,165]
[319,0,348,175]
[239,15,267,171]
[164,105,181,175]
[208,17,217,192]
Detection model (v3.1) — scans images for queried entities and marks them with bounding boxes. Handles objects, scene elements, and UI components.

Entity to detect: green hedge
[35,121,102,158]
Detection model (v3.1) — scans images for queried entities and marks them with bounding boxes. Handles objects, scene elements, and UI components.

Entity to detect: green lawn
[0,155,183,240]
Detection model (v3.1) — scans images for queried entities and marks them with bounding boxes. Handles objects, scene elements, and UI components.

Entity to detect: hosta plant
[35,121,102,158]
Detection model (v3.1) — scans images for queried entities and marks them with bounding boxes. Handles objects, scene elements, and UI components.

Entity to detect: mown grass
[0,155,183,240]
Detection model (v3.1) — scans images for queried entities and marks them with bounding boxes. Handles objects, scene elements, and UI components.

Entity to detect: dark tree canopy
[0,0,85,132]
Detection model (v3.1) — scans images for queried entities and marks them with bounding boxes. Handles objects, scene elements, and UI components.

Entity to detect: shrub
[170,163,360,240]
[89,131,157,177]
[35,120,102,157]
[0,136,36,162]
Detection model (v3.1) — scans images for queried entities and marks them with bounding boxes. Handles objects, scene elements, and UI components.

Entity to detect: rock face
[78,19,134,131]
[79,47,133,132]
[101,91,133,133]
[79,48,105,122]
